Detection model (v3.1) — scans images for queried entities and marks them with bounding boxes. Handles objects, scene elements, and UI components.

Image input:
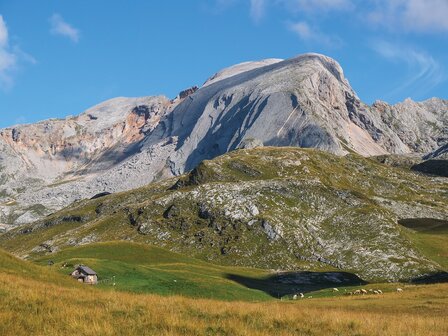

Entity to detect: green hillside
[1,147,447,282]
[0,242,365,301]
[34,241,278,301]
[0,248,76,288]
[1,247,447,336]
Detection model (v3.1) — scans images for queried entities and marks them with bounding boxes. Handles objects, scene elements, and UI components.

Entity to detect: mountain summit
[0,53,447,227]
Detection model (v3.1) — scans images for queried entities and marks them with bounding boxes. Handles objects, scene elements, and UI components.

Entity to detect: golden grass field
[1,268,447,336]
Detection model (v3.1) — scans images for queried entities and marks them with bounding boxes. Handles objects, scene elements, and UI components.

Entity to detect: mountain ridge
[0,53,447,228]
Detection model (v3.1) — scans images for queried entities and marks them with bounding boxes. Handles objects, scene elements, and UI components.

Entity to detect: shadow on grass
[398,218,448,233]
[411,160,448,177]
[411,272,448,284]
[226,271,367,298]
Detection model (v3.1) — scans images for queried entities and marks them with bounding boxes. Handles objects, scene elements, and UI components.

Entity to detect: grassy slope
[1,249,447,336]
[34,242,277,301]
[399,219,448,270]
[1,147,447,282]
[32,242,371,300]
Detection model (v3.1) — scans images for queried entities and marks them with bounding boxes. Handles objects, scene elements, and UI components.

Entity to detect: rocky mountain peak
[293,53,347,83]
[202,58,283,87]
[0,53,446,228]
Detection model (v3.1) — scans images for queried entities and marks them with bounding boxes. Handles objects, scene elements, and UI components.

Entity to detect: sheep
[396,288,403,293]
[332,288,339,292]
[299,293,304,298]
[361,289,368,295]
[377,289,383,294]
[308,296,313,299]
[293,294,298,300]
[373,290,379,295]
[354,290,361,295]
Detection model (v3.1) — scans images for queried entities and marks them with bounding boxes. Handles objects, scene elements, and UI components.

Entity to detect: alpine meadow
[0,1,447,335]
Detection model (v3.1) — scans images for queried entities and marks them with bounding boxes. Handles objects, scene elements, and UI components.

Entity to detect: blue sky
[0,0,447,128]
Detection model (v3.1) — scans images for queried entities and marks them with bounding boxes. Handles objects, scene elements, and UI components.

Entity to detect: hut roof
[77,265,97,275]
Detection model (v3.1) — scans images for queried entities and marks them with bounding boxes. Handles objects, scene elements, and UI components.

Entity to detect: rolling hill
[1,246,447,336]
[2,147,446,282]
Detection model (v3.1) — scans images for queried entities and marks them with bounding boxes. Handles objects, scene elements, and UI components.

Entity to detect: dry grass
[1,271,447,336]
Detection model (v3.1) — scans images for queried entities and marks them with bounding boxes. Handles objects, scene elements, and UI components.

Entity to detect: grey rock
[0,53,447,226]
[238,138,264,149]
[424,143,448,160]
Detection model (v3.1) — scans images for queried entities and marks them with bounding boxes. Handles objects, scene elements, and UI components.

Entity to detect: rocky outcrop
[0,53,446,227]
[178,86,199,100]
[0,96,176,227]
[424,143,448,160]
[3,148,446,281]
[370,98,447,154]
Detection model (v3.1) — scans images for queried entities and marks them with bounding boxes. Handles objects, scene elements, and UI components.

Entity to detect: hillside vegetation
[1,147,447,282]
[1,248,447,336]
[34,242,278,301]
[32,242,377,300]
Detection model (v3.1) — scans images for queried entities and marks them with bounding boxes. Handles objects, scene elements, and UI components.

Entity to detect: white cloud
[0,15,17,89]
[250,0,267,22]
[288,21,341,47]
[280,0,353,12]
[0,16,8,47]
[50,14,80,43]
[367,0,448,33]
[208,0,239,14]
[289,21,312,39]
[404,0,448,32]
[371,40,444,95]
[0,15,36,90]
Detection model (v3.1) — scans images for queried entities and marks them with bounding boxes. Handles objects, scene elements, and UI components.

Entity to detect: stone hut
[71,265,98,285]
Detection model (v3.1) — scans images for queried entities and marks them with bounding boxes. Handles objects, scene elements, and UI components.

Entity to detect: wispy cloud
[0,15,36,90]
[0,15,18,90]
[245,0,448,34]
[0,16,8,46]
[280,0,353,12]
[249,0,267,22]
[367,0,448,33]
[371,40,445,96]
[50,14,80,43]
[207,0,239,14]
[288,21,342,47]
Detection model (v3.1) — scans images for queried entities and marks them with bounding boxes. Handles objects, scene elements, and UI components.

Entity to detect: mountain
[0,53,447,228]
[2,147,447,282]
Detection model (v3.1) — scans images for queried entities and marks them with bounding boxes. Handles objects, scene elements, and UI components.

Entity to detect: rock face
[0,53,447,227]
[0,96,176,226]
[424,143,448,160]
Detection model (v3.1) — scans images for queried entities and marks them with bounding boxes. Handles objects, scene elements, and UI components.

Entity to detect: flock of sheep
[291,287,404,299]
[346,288,382,295]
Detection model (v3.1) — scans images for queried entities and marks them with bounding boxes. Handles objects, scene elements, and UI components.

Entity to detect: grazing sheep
[354,290,361,295]
[308,296,313,299]
[361,289,368,295]
[373,290,379,295]
[332,288,339,292]
[345,292,353,296]
[293,294,298,300]
[369,289,373,292]
[397,288,403,293]
[377,289,383,294]
[299,293,304,298]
